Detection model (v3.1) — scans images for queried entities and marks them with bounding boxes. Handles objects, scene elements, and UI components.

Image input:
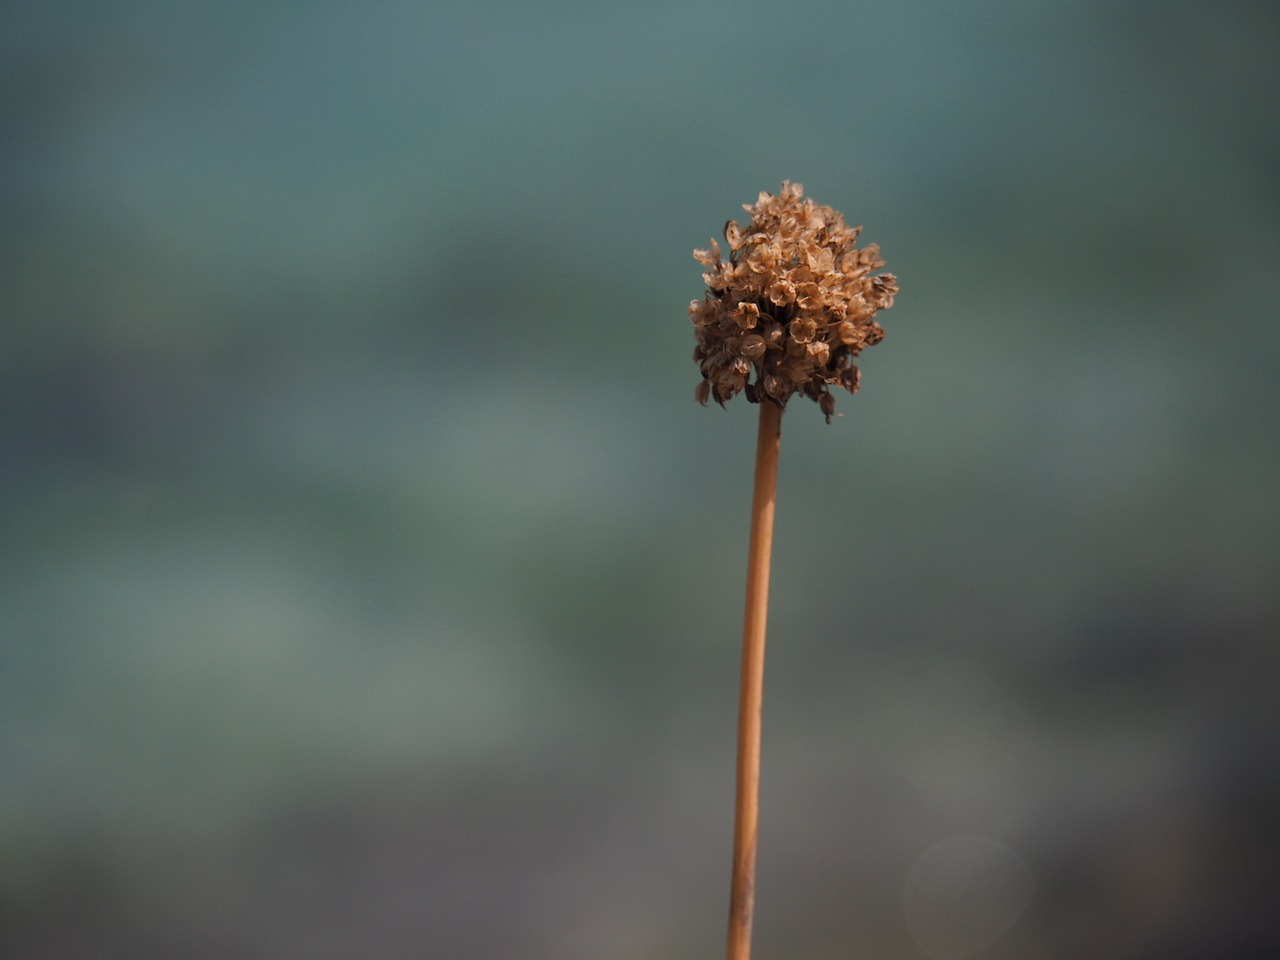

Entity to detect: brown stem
[726,399,782,960]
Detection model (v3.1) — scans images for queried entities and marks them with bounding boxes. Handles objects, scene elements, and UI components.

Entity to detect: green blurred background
[3,1,1277,957]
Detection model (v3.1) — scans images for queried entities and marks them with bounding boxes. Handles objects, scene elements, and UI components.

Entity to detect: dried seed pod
[739,334,766,359]
[688,181,897,420]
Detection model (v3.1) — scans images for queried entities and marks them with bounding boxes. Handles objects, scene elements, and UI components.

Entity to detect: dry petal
[733,302,761,330]
[790,317,817,344]
[693,238,721,267]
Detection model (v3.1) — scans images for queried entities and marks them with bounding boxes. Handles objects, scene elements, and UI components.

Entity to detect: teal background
[3,2,1277,957]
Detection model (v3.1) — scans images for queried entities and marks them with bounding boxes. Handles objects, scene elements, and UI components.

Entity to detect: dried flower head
[689,181,898,422]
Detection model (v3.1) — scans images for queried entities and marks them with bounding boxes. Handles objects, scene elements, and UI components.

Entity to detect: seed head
[688,182,898,423]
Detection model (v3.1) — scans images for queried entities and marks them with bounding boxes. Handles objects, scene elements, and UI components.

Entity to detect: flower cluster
[689,182,898,422]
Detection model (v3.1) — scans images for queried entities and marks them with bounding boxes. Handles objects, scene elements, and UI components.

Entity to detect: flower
[689,181,898,422]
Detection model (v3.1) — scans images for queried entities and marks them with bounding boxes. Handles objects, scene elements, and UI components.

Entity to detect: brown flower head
[688,181,898,422]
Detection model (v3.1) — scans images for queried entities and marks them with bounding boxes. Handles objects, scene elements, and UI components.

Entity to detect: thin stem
[726,399,782,960]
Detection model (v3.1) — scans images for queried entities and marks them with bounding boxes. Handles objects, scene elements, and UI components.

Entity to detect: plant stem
[726,399,782,960]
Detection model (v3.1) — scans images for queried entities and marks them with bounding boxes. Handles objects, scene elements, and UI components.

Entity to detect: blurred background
[3,1,1277,958]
